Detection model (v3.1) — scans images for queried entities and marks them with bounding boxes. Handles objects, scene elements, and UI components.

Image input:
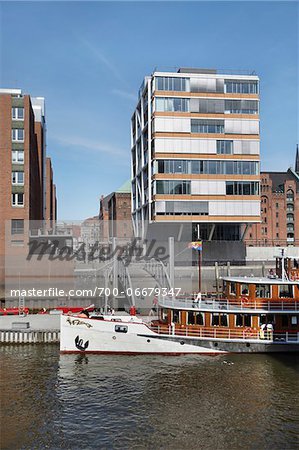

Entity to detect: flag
[188,241,202,251]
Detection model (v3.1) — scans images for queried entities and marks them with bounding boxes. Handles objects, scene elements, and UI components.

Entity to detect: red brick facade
[245,169,299,246]
[0,91,56,299]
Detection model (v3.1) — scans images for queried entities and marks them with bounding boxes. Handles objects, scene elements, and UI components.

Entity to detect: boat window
[187,311,195,325]
[236,314,243,327]
[230,282,236,295]
[212,313,228,326]
[220,314,228,327]
[172,310,180,323]
[279,285,293,298]
[281,315,288,327]
[256,284,270,298]
[161,308,168,321]
[244,314,251,327]
[115,325,128,333]
[241,284,249,295]
[235,314,251,327]
[195,313,204,325]
[211,314,220,326]
[291,316,298,326]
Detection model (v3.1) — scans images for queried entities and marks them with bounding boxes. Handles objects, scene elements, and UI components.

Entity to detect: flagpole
[198,249,201,293]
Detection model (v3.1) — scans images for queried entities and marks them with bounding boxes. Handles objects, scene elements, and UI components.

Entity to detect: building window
[226,181,259,196]
[224,99,258,114]
[12,107,24,120]
[287,213,294,222]
[156,77,190,92]
[12,128,24,142]
[158,159,258,176]
[11,219,24,235]
[12,150,24,164]
[155,97,189,112]
[12,171,24,185]
[156,180,191,195]
[191,119,224,134]
[286,190,294,202]
[12,193,24,207]
[216,140,233,154]
[224,80,258,94]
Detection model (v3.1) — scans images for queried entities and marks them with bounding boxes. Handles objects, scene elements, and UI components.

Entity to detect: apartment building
[131,68,260,241]
[245,148,299,246]
[0,88,56,298]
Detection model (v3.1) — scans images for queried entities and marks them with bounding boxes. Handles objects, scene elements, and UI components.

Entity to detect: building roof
[261,169,299,193]
[116,180,131,193]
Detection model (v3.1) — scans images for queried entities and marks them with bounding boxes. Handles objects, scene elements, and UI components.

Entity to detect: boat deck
[158,297,299,313]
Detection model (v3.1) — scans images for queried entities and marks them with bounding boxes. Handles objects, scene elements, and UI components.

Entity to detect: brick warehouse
[245,147,299,247]
[0,88,57,302]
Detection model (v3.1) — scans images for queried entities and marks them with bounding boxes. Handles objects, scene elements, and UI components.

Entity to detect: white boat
[60,313,225,355]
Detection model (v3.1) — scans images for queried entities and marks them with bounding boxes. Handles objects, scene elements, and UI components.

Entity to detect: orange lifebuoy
[241,297,250,307]
[244,327,254,338]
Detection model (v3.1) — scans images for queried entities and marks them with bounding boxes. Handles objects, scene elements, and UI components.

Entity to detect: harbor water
[0,346,298,450]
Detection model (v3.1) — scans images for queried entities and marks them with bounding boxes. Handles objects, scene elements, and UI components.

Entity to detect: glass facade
[191,119,224,134]
[156,77,190,92]
[217,140,233,154]
[157,159,259,175]
[225,80,258,94]
[156,97,189,112]
[224,100,258,114]
[226,181,260,195]
[156,180,191,195]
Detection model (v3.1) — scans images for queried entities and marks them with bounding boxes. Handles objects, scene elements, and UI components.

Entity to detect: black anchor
[75,335,89,351]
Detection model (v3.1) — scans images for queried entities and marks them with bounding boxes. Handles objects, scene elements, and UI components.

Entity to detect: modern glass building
[131,68,260,241]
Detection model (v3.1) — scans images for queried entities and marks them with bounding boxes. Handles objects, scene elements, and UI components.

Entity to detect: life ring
[244,327,254,338]
[241,297,250,307]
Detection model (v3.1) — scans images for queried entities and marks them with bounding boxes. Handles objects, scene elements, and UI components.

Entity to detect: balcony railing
[158,296,299,312]
[150,324,299,343]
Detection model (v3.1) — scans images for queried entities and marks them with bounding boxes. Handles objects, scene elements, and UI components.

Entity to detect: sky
[0,1,298,220]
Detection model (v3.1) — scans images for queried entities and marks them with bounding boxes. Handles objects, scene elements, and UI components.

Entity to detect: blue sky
[0,1,298,220]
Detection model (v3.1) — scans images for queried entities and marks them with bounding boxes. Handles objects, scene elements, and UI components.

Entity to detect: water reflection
[0,346,298,450]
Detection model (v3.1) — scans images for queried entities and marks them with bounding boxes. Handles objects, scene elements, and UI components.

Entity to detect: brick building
[0,88,57,299]
[99,181,133,239]
[45,157,57,227]
[245,148,299,246]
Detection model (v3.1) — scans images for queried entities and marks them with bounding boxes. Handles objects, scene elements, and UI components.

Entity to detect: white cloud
[52,134,127,158]
[112,88,136,101]
[80,37,128,86]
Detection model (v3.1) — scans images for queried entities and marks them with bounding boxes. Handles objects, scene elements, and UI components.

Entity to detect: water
[0,346,298,450]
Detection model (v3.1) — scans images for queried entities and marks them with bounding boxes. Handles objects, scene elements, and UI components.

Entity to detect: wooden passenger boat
[60,252,299,354]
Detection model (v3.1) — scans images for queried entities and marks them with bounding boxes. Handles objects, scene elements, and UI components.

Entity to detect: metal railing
[117,258,136,306]
[159,296,299,313]
[158,296,299,312]
[144,258,172,291]
[149,325,299,343]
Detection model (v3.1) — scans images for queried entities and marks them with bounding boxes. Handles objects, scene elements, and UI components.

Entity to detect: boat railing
[149,325,299,343]
[158,296,299,312]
